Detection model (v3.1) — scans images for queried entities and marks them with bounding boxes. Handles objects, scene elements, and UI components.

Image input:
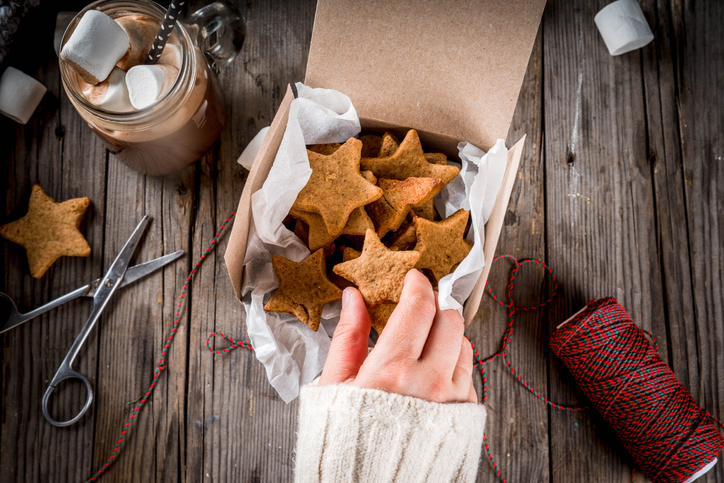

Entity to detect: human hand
[318,269,477,404]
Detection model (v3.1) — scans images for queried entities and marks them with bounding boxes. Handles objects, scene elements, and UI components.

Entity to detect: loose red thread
[86,210,237,482]
[468,254,585,482]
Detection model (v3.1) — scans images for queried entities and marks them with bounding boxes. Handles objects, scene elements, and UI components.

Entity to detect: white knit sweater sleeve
[294,383,487,483]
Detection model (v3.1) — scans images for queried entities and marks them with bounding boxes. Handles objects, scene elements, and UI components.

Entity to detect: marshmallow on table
[595,0,654,56]
[237,127,270,170]
[126,64,179,109]
[60,10,129,84]
[0,67,47,124]
[81,67,134,112]
[115,16,160,71]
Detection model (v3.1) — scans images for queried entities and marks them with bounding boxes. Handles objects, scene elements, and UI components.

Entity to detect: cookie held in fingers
[264,249,343,331]
[333,229,420,306]
[366,177,445,238]
[0,184,91,278]
[292,138,383,237]
[368,303,397,335]
[412,209,473,283]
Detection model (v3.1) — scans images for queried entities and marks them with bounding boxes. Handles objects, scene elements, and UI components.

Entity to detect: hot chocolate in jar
[59,0,244,176]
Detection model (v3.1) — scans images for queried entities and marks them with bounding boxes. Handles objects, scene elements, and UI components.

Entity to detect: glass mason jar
[60,0,244,176]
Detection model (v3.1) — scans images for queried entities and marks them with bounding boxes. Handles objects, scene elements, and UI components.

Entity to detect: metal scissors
[0,216,180,427]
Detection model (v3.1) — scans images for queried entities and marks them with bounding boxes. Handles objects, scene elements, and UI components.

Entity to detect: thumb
[318,287,371,385]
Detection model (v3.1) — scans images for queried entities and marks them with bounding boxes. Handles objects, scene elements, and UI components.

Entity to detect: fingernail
[342,288,351,308]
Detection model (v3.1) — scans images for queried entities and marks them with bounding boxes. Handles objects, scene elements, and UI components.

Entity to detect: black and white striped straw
[146,1,185,65]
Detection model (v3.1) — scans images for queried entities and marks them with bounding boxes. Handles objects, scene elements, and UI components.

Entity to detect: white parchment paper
[242,82,508,402]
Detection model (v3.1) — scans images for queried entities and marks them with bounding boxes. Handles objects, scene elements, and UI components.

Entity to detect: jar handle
[186,1,245,73]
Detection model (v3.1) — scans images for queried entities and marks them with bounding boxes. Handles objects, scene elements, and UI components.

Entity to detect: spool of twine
[549,298,723,483]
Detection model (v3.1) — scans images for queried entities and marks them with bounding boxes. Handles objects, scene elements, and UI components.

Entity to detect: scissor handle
[41,366,94,427]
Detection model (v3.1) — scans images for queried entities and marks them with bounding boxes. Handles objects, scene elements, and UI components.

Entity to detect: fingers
[318,288,371,385]
[374,269,437,360]
[452,337,475,401]
[468,380,478,403]
[420,292,466,371]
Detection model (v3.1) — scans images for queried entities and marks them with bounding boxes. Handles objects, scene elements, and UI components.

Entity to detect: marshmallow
[115,16,160,71]
[54,11,78,56]
[237,127,270,170]
[81,67,134,112]
[594,0,654,56]
[0,67,47,124]
[60,10,129,84]
[125,64,179,109]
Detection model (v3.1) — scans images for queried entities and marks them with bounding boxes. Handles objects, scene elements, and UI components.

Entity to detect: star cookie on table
[333,229,420,306]
[292,138,383,237]
[264,249,343,331]
[0,184,91,279]
[290,206,374,252]
[366,177,445,238]
[412,209,473,283]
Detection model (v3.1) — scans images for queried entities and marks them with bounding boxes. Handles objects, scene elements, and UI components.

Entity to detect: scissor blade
[103,216,151,286]
[83,250,184,298]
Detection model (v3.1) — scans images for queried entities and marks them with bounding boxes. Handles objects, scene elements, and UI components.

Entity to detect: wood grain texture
[671,1,724,480]
[1,6,106,481]
[183,1,316,482]
[469,25,550,483]
[1,1,723,482]
[543,0,670,481]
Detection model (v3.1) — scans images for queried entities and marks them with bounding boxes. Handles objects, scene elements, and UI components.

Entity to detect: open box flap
[225,86,296,299]
[305,0,545,151]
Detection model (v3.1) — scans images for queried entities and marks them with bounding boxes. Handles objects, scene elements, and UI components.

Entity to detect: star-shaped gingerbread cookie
[333,229,420,306]
[412,209,473,283]
[368,303,397,335]
[290,207,374,251]
[360,130,458,183]
[264,249,343,331]
[292,138,383,237]
[366,177,445,238]
[0,184,91,278]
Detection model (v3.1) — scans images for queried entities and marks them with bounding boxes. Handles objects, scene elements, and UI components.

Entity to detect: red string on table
[86,210,237,482]
[477,255,723,483]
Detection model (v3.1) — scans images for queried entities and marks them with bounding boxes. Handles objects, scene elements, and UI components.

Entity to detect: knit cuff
[294,383,487,483]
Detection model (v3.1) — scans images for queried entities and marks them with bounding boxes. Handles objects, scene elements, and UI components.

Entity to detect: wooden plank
[670,1,724,480]
[0,6,107,482]
[639,0,698,394]
[543,0,669,481]
[90,161,194,481]
[183,1,317,481]
[468,25,550,483]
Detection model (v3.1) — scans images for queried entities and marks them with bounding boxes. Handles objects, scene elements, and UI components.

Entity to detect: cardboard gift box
[225,0,546,326]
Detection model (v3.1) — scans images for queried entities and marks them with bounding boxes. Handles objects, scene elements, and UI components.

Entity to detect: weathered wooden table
[1,0,722,481]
